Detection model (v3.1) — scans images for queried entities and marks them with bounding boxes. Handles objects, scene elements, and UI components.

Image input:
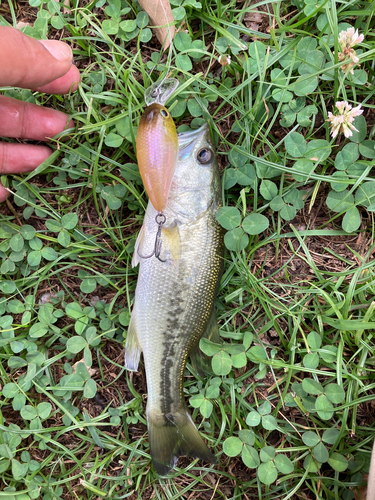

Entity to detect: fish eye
[160,109,169,117]
[197,147,213,164]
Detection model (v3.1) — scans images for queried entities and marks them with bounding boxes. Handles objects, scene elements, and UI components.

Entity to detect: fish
[136,102,178,213]
[125,124,224,475]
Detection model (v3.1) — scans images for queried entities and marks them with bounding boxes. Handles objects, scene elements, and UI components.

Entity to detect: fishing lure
[136,78,179,261]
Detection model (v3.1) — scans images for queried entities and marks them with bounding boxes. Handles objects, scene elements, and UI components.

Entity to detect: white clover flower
[218,54,231,66]
[336,26,364,75]
[327,101,364,138]
[338,27,364,50]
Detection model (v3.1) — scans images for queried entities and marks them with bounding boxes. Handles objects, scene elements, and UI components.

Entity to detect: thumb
[0,26,73,89]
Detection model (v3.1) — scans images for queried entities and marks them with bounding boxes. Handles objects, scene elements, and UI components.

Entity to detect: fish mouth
[177,124,210,159]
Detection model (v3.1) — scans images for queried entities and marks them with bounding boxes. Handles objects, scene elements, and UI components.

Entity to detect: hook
[137,213,167,262]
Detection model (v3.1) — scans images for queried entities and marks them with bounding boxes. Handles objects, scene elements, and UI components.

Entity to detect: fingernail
[39,40,73,62]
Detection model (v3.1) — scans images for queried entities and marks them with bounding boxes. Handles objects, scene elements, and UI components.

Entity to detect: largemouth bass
[136,102,178,213]
[125,124,224,475]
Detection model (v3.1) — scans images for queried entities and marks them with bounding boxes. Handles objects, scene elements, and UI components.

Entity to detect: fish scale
[140,212,222,416]
[125,124,223,475]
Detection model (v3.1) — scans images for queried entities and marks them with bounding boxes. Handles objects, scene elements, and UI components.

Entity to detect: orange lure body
[136,103,178,213]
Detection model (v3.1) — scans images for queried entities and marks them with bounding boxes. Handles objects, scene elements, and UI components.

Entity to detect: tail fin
[148,408,216,475]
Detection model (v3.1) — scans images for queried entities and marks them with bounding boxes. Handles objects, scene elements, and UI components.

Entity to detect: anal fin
[124,315,142,371]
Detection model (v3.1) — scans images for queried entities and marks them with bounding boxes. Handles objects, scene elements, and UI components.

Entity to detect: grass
[0,0,375,498]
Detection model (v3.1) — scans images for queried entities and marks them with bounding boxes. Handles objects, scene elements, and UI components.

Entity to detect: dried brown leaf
[138,0,175,49]
[72,359,96,377]
[63,0,71,14]
[354,486,367,500]
[16,21,33,29]
[244,10,262,31]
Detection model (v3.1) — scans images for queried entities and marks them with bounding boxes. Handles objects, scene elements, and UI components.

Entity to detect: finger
[0,143,51,174]
[0,143,52,202]
[35,65,81,95]
[0,26,74,89]
[0,96,73,141]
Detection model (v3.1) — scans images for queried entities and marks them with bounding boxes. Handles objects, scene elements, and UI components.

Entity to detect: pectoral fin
[160,224,181,261]
[125,315,142,371]
[190,306,220,376]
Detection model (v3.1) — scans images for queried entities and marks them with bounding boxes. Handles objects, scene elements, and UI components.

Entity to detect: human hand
[0,26,81,202]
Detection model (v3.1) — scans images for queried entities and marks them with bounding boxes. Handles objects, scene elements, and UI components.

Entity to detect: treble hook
[137,213,167,262]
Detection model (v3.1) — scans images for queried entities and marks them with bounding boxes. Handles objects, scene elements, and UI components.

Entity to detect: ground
[0,0,375,499]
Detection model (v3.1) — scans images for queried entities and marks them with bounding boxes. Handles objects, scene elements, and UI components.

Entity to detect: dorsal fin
[190,306,220,376]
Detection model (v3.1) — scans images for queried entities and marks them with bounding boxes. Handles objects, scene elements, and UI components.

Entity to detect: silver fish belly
[125,124,224,475]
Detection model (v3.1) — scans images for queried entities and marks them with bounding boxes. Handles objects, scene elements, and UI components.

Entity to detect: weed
[0,0,375,498]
